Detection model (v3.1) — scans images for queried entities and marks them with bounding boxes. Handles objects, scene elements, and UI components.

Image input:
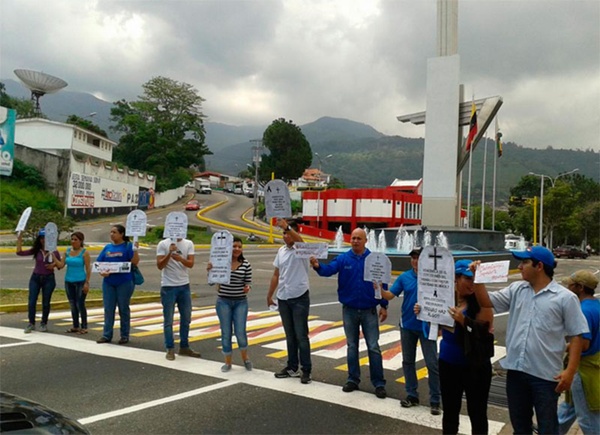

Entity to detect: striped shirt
[217,259,252,299]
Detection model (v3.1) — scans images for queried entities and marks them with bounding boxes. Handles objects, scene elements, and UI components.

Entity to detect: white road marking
[0,341,35,348]
[79,381,238,425]
[0,326,506,434]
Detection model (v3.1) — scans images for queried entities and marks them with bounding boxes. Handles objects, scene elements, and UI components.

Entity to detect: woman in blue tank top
[57,232,91,334]
[439,260,495,435]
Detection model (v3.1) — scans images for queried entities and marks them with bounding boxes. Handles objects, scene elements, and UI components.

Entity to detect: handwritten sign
[208,231,233,284]
[474,260,510,283]
[92,261,132,273]
[126,210,147,237]
[294,242,328,259]
[44,222,58,253]
[265,180,291,219]
[15,207,32,233]
[417,246,454,327]
[163,212,188,240]
[364,252,392,284]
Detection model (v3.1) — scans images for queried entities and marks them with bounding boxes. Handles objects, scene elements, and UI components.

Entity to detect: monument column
[421,0,460,226]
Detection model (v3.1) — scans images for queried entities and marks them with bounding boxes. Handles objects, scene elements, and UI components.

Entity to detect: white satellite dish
[14,69,68,115]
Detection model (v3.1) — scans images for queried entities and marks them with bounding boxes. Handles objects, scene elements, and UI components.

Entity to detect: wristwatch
[286,225,292,231]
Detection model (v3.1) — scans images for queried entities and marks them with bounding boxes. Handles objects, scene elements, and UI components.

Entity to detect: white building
[15,118,155,217]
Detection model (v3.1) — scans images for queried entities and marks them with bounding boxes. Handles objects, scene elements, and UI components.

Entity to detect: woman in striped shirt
[208,237,253,372]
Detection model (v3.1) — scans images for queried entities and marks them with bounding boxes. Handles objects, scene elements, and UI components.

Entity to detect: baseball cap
[455,259,474,277]
[38,229,45,237]
[512,246,556,268]
[562,270,599,290]
[409,248,422,258]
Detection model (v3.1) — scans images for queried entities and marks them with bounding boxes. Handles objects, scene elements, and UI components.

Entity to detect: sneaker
[24,324,35,334]
[375,386,387,399]
[342,382,359,393]
[39,324,48,332]
[400,396,420,408]
[274,367,300,378]
[221,364,232,372]
[166,349,175,361]
[430,404,441,416]
[244,360,253,371]
[96,337,111,344]
[178,347,201,358]
[301,372,312,384]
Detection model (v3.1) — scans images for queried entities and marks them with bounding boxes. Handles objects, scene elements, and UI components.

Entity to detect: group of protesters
[18,223,598,435]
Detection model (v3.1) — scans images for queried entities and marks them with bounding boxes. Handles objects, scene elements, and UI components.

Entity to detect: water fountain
[334,226,345,249]
[328,224,516,271]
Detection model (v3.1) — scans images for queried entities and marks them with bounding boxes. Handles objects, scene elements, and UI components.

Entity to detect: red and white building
[301,179,424,236]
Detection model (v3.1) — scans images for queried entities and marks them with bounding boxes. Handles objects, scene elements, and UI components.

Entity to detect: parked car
[552,245,588,259]
[0,391,90,434]
[185,200,200,211]
[234,187,243,195]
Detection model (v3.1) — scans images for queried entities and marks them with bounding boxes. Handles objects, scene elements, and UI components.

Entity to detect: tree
[66,115,108,138]
[0,82,38,118]
[110,76,212,191]
[259,118,312,181]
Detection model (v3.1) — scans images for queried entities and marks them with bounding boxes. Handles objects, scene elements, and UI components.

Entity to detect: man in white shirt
[156,237,201,360]
[267,219,312,384]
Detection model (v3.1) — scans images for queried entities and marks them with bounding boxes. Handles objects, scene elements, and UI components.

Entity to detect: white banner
[67,171,140,209]
[92,261,132,273]
[294,242,329,259]
[474,260,510,283]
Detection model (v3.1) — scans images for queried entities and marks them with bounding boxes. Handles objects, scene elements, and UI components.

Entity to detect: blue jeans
[161,284,192,350]
[558,371,600,435]
[342,305,386,388]
[278,290,312,373]
[102,280,134,341]
[65,281,87,329]
[216,297,248,355]
[507,370,560,434]
[28,273,56,325]
[401,327,441,405]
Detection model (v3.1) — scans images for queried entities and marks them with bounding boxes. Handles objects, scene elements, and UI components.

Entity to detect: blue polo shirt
[389,269,423,331]
[315,248,388,310]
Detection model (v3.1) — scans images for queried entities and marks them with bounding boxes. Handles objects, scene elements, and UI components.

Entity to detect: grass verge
[0,288,159,306]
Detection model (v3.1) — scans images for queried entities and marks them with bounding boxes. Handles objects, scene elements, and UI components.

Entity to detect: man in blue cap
[481,246,589,434]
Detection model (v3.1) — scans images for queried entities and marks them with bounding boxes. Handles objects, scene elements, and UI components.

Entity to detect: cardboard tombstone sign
[417,246,455,327]
[126,210,147,242]
[208,230,234,285]
[163,212,188,241]
[264,180,292,219]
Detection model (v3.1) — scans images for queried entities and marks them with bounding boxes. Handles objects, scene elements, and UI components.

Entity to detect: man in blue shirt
[310,228,388,399]
[382,248,441,415]
[558,270,599,435]
[484,246,588,434]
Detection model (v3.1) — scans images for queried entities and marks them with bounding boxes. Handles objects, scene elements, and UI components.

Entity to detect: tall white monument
[422,0,460,226]
[398,0,502,227]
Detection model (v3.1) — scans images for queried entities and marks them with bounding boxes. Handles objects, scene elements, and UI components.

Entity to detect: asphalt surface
[1,193,598,434]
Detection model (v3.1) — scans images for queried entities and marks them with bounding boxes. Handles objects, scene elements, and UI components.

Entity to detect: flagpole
[492,117,498,230]
[480,130,488,230]
[467,145,473,228]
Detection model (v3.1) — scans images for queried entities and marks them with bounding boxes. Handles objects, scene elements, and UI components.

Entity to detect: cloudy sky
[1,0,599,150]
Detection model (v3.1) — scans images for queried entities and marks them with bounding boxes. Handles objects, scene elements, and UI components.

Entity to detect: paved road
[1,196,598,433]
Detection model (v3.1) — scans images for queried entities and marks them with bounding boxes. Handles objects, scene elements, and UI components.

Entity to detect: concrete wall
[13,144,70,202]
[154,186,186,208]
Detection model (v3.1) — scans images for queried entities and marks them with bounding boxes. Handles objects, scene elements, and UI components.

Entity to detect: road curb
[0,295,162,313]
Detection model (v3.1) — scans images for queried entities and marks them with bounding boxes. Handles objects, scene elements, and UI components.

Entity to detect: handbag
[132,264,144,285]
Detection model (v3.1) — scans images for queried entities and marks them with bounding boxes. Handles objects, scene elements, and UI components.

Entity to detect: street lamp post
[314,153,333,229]
[529,168,578,247]
[249,139,264,219]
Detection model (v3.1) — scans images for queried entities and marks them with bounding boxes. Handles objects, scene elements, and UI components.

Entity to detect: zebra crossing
[45,302,506,383]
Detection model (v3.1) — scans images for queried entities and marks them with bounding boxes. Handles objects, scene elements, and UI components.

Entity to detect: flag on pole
[495,117,503,158]
[465,101,478,152]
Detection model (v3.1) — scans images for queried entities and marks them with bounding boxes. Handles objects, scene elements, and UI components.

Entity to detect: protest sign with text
[417,246,454,327]
[264,180,292,219]
[294,242,328,259]
[208,231,233,284]
[474,260,510,283]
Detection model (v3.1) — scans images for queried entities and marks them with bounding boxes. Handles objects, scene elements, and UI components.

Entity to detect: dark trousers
[278,290,312,373]
[440,358,492,435]
[28,273,56,325]
[506,370,560,435]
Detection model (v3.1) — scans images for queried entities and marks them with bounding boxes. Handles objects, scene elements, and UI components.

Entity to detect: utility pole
[249,139,264,219]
